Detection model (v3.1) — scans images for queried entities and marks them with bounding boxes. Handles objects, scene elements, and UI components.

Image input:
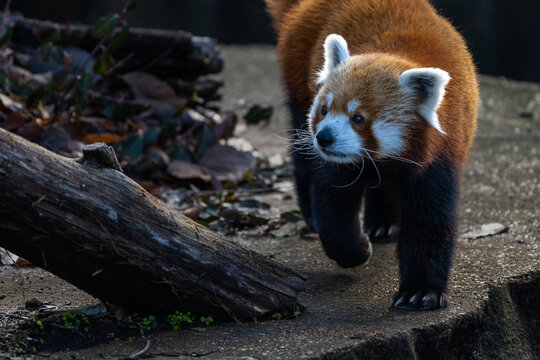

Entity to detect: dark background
[8,0,540,82]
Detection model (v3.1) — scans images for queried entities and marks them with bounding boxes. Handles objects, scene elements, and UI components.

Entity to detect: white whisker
[332,155,365,189]
[364,150,381,189]
[364,149,425,167]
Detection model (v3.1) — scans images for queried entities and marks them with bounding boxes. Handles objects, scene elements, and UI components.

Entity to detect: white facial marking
[372,119,405,157]
[326,93,334,108]
[307,92,334,131]
[314,112,364,163]
[307,95,320,129]
[399,67,450,134]
[317,34,350,85]
[347,99,361,114]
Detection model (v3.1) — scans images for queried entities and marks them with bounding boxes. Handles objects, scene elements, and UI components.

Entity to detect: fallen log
[9,16,223,80]
[0,127,304,321]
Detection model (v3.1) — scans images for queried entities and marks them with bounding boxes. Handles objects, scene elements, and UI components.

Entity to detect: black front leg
[310,164,372,268]
[391,158,459,310]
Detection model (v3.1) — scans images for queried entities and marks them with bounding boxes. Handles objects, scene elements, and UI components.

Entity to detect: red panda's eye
[321,105,328,116]
[351,114,365,125]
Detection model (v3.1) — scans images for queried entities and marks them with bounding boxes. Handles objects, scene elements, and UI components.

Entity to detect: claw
[439,293,448,308]
[393,290,448,311]
[394,296,405,308]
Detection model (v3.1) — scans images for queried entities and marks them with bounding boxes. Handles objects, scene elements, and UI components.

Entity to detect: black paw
[322,235,372,268]
[334,242,372,268]
[365,224,398,243]
[391,290,448,311]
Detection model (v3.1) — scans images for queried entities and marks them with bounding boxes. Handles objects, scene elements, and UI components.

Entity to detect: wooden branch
[0,128,304,320]
[77,142,123,171]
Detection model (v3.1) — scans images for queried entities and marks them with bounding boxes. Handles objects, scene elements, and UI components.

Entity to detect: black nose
[316,127,335,148]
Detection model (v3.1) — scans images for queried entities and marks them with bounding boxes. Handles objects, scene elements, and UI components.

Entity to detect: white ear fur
[399,68,450,134]
[316,34,350,85]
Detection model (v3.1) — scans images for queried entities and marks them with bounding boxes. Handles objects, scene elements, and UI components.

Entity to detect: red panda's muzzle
[315,127,336,148]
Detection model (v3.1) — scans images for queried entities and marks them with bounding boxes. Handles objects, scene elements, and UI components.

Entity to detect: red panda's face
[307,35,450,164]
[309,62,410,163]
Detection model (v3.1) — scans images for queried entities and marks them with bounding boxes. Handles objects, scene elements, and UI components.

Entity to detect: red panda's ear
[399,68,450,134]
[316,34,350,85]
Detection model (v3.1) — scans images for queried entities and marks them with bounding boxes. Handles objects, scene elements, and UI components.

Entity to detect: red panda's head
[307,34,450,164]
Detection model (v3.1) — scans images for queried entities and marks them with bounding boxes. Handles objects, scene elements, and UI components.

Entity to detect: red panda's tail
[264,0,301,30]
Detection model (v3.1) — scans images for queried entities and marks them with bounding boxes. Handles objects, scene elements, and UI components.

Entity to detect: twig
[179,119,204,141]
[105,52,134,75]
[140,48,172,73]
[60,0,136,109]
[120,0,135,15]
[125,340,151,359]
[80,0,134,73]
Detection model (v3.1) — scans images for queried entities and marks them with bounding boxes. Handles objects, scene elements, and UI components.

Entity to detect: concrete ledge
[1,45,539,359]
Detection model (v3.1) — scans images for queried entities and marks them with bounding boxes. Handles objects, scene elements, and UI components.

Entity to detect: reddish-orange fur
[266,0,478,166]
[265,0,301,29]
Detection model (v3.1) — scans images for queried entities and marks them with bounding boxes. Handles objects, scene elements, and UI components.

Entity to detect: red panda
[265,0,478,310]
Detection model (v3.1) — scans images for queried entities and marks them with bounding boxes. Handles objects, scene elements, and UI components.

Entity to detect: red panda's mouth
[319,148,359,163]
[321,149,349,157]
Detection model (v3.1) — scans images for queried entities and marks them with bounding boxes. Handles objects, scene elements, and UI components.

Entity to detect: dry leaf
[2,111,27,131]
[83,133,125,144]
[123,72,176,100]
[461,223,509,240]
[181,207,202,220]
[168,160,211,181]
[199,144,256,182]
[167,145,255,183]
[0,248,19,265]
[0,93,24,113]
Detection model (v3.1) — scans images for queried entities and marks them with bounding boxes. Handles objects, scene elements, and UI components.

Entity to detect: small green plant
[253,317,258,324]
[272,312,282,320]
[81,314,90,332]
[107,332,115,339]
[8,344,24,356]
[59,311,90,332]
[200,315,214,326]
[130,315,157,334]
[168,311,194,331]
[60,310,77,330]
[293,306,301,318]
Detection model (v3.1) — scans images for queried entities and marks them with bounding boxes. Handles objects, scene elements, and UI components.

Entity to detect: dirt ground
[0,45,539,359]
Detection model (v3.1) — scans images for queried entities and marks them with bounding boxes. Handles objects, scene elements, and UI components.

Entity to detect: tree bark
[0,128,304,321]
